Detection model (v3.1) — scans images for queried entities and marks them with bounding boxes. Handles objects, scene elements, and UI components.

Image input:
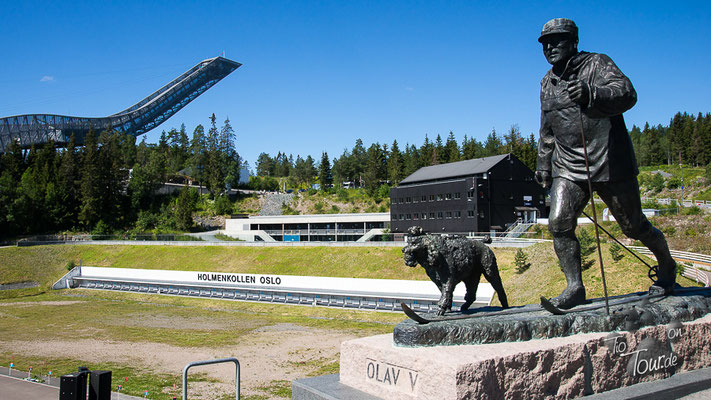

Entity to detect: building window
[479,212,485,218]
[399,214,405,220]
[399,198,404,203]
[437,194,443,201]
[468,210,475,218]
[429,195,435,201]
[446,193,452,200]
[406,197,412,203]
[455,192,461,199]
[455,211,461,218]
[422,213,427,220]
[429,212,436,219]
[445,211,452,219]
[437,212,444,219]
[413,197,419,203]
[467,190,474,198]
[422,195,427,202]
[413,213,419,220]
[406,214,412,220]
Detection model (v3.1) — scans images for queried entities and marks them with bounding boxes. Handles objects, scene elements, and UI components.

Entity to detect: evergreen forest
[1,111,709,239]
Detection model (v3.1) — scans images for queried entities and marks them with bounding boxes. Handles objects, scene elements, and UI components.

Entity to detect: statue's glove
[535,170,552,189]
[567,80,590,106]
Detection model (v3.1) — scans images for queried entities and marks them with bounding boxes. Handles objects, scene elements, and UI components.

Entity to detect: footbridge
[0,57,241,152]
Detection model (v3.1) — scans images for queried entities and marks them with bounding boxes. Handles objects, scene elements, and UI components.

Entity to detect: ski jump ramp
[0,57,241,152]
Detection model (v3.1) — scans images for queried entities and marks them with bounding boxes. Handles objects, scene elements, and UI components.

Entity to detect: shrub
[92,220,111,236]
[662,226,676,236]
[666,177,681,190]
[681,206,702,216]
[282,204,299,215]
[514,249,531,274]
[649,173,665,193]
[214,195,233,215]
[65,260,76,271]
[376,184,391,201]
[609,242,625,262]
[336,189,349,202]
[578,228,596,270]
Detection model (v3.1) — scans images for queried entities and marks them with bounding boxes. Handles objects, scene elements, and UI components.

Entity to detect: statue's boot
[551,231,587,309]
[551,285,586,309]
[637,226,677,295]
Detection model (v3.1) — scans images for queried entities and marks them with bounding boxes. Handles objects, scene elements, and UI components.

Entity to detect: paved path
[0,373,143,400]
[0,374,58,400]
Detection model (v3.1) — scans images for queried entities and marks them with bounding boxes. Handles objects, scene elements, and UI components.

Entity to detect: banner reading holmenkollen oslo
[77,267,495,302]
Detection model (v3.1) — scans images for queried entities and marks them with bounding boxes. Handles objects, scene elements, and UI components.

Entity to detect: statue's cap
[538,18,578,43]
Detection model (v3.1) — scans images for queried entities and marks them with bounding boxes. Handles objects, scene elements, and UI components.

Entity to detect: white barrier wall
[77,267,495,304]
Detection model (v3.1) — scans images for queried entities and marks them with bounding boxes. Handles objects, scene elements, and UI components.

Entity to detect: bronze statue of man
[535,18,677,309]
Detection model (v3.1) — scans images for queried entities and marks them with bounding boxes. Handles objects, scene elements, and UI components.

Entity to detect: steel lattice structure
[0,57,241,153]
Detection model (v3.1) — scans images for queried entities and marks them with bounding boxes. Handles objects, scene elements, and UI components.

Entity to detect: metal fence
[640,196,711,208]
[681,266,710,287]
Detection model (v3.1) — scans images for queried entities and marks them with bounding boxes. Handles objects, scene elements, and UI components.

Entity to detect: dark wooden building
[390,154,546,235]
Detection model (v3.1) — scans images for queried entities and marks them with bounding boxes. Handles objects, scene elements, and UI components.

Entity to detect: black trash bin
[59,371,88,400]
[89,370,112,400]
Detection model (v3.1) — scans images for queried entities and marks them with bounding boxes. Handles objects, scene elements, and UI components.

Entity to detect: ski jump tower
[0,57,241,152]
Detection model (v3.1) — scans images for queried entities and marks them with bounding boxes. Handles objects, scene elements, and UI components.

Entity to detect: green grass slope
[1,242,702,306]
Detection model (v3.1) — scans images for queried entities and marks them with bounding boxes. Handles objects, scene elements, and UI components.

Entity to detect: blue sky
[1,1,709,169]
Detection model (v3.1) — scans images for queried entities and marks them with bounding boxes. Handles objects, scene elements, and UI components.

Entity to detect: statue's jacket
[537,51,639,183]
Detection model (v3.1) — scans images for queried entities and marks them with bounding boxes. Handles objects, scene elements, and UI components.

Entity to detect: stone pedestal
[338,314,711,400]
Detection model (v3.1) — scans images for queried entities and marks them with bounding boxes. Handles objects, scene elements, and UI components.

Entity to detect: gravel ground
[259,193,295,216]
[0,324,355,399]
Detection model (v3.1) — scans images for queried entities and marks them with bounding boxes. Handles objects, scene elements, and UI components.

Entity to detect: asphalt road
[0,374,58,400]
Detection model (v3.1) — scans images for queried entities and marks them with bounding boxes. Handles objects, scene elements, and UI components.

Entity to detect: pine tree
[404,144,420,176]
[578,229,596,270]
[609,242,624,262]
[175,187,198,231]
[189,124,207,186]
[318,151,332,190]
[79,128,102,228]
[220,117,240,189]
[461,135,484,160]
[56,134,81,229]
[205,114,224,197]
[387,140,404,184]
[420,135,434,167]
[514,249,531,274]
[256,153,275,177]
[444,131,460,163]
[484,129,502,156]
[363,143,385,195]
[434,134,444,164]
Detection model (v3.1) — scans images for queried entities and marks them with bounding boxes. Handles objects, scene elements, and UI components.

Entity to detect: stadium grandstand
[0,56,241,153]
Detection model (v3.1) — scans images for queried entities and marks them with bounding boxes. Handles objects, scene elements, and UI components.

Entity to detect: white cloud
[40,75,55,82]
